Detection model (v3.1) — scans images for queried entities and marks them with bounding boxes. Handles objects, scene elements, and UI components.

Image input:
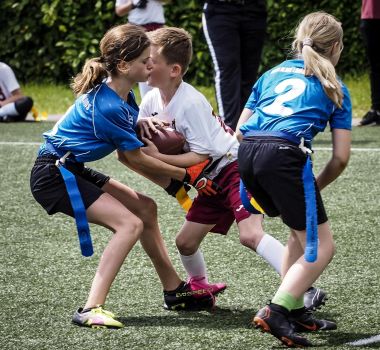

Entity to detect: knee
[175,234,197,255]
[139,197,158,222]
[127,217,144,240]
[15,96,33,115]
[114,216,143,241]
[239,230,263,251]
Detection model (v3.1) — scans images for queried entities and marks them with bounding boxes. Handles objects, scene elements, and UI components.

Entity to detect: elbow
[115,8,124,17]
[116,151,124,163]
[116,150,132,167]
[334,155,350,172]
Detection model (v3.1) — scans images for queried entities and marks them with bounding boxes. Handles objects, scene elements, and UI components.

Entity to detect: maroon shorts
[186,161,252,235]
[141,23,164,32]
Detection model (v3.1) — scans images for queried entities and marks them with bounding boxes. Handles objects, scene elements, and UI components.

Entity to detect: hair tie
[302,38,313,47]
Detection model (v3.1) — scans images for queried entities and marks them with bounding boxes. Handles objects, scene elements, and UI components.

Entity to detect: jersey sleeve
[329,84,352,130]
[95,108,144,151]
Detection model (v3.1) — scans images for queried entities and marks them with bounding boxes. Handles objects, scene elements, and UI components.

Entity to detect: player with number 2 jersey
[237,12,352,347]
[240,59,351,142]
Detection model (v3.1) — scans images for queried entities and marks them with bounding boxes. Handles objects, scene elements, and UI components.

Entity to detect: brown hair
[292,11,344,108]
[148,27,192,75]
[71,24,150,96]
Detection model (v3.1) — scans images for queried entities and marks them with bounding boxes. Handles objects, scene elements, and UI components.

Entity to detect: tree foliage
[0,0,365,85]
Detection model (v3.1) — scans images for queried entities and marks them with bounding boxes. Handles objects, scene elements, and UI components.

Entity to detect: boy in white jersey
[135,27,324,309]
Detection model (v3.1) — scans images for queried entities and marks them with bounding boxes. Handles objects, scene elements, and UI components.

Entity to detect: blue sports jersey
[240,59,352,143]
[38,83,144,162]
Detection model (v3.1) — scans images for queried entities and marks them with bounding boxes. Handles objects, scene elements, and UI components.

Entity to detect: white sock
[179,249,208,282]
[256,233,284,275]
[0,102,18,117]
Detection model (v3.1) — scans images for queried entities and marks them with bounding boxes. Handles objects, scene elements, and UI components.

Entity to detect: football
[144,126,186,155]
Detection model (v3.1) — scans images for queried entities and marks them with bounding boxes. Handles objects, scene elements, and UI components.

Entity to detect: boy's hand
[137,117,169,139]
[183,158,221,196]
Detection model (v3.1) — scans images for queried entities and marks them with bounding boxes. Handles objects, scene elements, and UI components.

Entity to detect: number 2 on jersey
[263,78,306,117]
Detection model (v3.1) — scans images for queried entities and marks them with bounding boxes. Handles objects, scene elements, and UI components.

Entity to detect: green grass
[343,73,371,119]
[21,73,370,119]
[22,83,76,115]
[0,121,380,349]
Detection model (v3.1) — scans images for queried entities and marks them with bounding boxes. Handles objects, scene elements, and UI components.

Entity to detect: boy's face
[147,45,174,88]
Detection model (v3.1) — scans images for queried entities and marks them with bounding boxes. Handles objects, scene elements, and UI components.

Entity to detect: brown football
[147,126,186,155]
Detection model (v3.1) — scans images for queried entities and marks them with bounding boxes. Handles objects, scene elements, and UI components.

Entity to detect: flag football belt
[45,142,93,257]
[242,131,317,263]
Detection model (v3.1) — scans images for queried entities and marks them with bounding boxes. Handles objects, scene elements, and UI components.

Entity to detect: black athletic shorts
[238,136,328,231]
[30,155,110,217]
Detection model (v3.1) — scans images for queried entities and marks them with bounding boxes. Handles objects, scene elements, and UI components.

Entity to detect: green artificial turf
[0,122,379,349]
[20,72,370,120]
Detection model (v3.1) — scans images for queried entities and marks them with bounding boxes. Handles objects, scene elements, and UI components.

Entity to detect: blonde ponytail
[292,12,344,108]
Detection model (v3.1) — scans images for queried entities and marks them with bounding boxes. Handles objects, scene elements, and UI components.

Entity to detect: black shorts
[238,136,328,231]
[30,155,110,217]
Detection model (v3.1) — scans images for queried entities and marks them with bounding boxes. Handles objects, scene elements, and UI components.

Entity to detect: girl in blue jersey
[236,12,352,347]
[30,24,218,329]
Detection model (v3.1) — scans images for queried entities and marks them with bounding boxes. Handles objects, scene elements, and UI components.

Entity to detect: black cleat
[163,281,214,311]
[290,307,337,332]
[358,109,380,126]
[304,287,327,311]
[253,304,311,347]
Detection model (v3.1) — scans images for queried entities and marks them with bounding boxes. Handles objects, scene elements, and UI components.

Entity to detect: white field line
[346,334,380,346]
[1,142,380,152]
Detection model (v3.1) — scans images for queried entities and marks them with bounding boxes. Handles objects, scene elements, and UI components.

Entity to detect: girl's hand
[141,136,159,157]
[137,117,170,139]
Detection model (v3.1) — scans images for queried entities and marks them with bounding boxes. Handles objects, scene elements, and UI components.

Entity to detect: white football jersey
[139,81,239,179]
[0,62,20,101]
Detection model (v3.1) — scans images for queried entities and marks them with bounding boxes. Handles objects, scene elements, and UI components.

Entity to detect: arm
[115,0,134,17]
[153,151,209,168]
[315,128,351,190]
[117,150,171,188]
[121,147,186,181]
[0,88,23,107]
[235,108,254,142]
[141,137,209,167]
[118,148,220,195]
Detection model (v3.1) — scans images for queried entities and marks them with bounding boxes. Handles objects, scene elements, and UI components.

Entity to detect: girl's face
[124,46,153,83]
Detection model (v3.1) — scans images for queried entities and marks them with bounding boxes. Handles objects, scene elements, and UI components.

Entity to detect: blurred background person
[358,0,380,126]
[202,0,267,131]
[0,62,33,122]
